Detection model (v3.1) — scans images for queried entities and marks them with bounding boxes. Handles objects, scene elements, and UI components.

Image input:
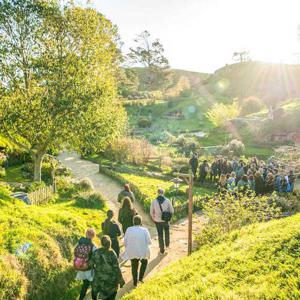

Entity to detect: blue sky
[93,0,300,73]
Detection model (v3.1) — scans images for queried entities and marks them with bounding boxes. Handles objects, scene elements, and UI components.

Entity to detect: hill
[203,61,300,101]
[123,214,300,300]
[0,184,106,300]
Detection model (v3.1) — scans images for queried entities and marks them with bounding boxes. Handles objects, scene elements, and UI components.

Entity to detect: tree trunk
[33,152,44,182]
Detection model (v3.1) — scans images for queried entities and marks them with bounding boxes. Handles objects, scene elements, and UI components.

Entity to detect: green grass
[0,184,106,300]
[0,164,31,182]
[244,146,274,158]
[123,213,300,300]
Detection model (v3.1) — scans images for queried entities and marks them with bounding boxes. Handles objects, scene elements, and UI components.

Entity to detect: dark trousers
[91,291,117,300]
[111,238,120,258]
[131,258,148,286]
[79,280,90,300]
[155,222,170,252]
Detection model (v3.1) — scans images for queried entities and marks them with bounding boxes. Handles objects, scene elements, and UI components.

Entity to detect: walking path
[58,152,200,299]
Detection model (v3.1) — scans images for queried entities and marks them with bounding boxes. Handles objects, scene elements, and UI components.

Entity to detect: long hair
[101,235,111,251]
[122,197,133,210]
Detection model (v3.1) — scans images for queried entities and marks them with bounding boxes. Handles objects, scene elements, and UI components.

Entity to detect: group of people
[75,184,174,300]
[189,154,296,195]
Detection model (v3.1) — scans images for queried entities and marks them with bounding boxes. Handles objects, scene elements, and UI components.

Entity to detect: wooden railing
[28,185,54,205]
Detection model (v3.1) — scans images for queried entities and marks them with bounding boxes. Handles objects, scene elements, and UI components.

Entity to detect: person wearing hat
[117,183,136,204]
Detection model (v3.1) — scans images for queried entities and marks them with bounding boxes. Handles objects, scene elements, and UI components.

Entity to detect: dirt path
[58,152,198,299]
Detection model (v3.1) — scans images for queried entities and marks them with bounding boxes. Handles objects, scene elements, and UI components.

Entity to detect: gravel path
[58,152,197,299]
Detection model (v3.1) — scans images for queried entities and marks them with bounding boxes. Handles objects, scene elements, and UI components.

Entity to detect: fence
[28,185,54,205]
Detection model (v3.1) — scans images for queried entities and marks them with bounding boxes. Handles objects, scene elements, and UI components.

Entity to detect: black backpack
[158,199,172,222]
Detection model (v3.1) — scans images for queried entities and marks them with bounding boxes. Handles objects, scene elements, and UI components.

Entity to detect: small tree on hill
[232,51,250,63]
[128,30,173,90]
[0,0,126,181]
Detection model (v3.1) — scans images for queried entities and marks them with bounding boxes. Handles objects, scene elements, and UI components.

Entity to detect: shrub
[222,139,245,156]
[274,191,300,214]
[240,96,265,115]
[206,101,240,127]
[0,166,6,178]
[137,117,152,128]
[195,192,281,247]
[56,176,76,196]
[76,178,94,192]
[75,192,106,209]
[27,181,46,193]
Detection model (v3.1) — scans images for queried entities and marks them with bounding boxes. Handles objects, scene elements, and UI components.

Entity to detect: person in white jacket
[122,215,151,286]
[150,189,174,254]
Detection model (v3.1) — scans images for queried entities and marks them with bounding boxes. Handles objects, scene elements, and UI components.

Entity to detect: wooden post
[187,173,193,255]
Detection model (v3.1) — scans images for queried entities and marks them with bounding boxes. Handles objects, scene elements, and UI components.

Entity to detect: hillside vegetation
[0,184,106,300]
[123,213,300,300]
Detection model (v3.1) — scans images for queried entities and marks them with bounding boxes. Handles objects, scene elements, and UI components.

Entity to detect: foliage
[137,117,152,128]
[0,0,126,181]
[106,137,156,165]
[118,68,139,97]
[0,166,5,178]
[222,139,245,156]
[127,31,172,90]
[76,178,94,193]
[274,191,300,214]
[27,181,46,193]
[75,192,106,210]
[123,213,300,300]
[0,185,106,300]
[196,192,281,247]
[240,96,265,115]
[206,101,240,127]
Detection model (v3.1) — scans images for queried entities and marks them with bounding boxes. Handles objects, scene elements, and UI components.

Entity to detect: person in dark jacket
[89,236,125,300]
[199,160,209,184]
[254,171,265,195]
[264,173,275,194]
[117,183,136,204]
[210,160,218,182]
[189,153,199,179]
[118,197,137,234]
[288,170,296,192]
[102,210,122,257]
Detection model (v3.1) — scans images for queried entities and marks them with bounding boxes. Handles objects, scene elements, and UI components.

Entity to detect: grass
[0,164,31,183]
[123,213,300,300]
[0,184,106,300]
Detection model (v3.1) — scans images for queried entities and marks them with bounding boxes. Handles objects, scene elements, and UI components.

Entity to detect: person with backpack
[150,189,174,254]
[102,210,122,258]
[121,215,151,287]
[74,228,97,300]
[89,235,125,300]
[118,197,137,234]
[117,183,136,204]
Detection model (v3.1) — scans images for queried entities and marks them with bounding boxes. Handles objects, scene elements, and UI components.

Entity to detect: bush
[240,96,265,115]
[137,117,152,128]
[26,181,46,193]
[76,178,94,192]
[56,176,76,196]
[206,101,240,127]
[0,166,6,178]
[195,192,281,247]
[75,192,106,209]
[274,191,300,214]
[222,139,245,156]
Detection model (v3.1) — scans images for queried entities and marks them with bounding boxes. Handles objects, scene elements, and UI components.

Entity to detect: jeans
[79,280,90,300]
[131,258,148,286]
[155,222,170,253]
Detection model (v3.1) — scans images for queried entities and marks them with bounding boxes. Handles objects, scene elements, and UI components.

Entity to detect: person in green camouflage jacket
[89,235,125,300]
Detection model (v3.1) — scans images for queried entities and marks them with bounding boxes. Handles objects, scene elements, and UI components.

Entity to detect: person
[118,197,137,234]
[199,160,209,184]
[264,173,275,194]
[102,210,122,257]
[227,172,236,191]
[75,228,97,300]
[150,189,174,254]
[118,183,136,204]
[189,153,199,179]
[288,170,296,192]
[89,235,125,300]
[121,215,151,287]
[274,170,282,192]
[248,174,256,192]
[235,161,245,182]
[210,159,219,182]
[254,171,264,195]
[237,175,249,193]
[217,174,227,192]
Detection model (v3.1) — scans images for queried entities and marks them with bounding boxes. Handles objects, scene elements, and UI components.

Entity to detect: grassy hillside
[0,184,106,300]
[123,214,300,300]
[205,61,300,100]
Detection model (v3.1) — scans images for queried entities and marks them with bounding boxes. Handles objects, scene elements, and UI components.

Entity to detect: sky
[92,0,300,73]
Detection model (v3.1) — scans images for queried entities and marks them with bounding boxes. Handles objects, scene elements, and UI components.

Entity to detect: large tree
[0,0,126,181]
[128,30,172,90]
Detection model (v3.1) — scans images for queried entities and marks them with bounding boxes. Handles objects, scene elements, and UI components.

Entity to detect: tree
[128,30,172,90]
[118,68,139,97]
[232,51,250,63]
[0,0,126,181]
